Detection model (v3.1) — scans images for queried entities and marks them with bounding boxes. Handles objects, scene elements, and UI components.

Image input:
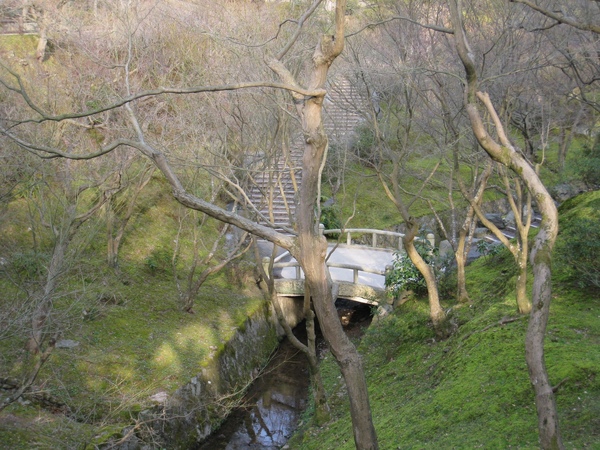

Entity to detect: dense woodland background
[0,1,599,449]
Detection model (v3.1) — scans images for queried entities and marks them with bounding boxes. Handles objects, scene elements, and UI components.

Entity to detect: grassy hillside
[0,175,267,449]
[289,191,600,449]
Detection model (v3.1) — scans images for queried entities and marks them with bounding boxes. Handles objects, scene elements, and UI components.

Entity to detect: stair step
[246,76,366,228]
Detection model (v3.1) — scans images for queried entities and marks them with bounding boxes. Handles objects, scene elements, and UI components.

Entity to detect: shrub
[144,247,173,274]
[572,136,600,189]
[556,216,600,289]
[555,190,600,289]
[8,250,48,278]
[476,240,502,259]
[385,238,436,296]
[320,201,342,238]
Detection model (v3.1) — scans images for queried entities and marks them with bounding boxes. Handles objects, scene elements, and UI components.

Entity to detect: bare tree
[105,159,155,270]
[458,163,535,314]
[0,1,379,448]
[449,1,563,448]
[172,205,251,314]
[342,7,448,330]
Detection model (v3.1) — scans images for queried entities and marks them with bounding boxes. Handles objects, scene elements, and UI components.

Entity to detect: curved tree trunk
[403,220,445,328]
[269,2,379,447]
[450,2,562,447]
[299,231,378,449]
[295,89,378,449]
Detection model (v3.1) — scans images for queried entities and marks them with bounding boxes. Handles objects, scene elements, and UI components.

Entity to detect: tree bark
[268,2,379,447]
[516,249,530,314]
[403,219,445,328]
[455,223,471,303]
[450,2,563,447]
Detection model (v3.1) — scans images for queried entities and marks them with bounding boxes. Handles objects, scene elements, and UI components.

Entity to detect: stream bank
[195,335,310,450]
[103,296,305,450]
[195,299,373,449]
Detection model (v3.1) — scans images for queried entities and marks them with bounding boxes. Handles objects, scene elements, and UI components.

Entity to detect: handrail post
[262,257,270,277]
[372,232,377,248]
[427,233,435,255]
[319,223,325,237]
[295,264,301,280]
[353,268,358,284]
[347,231,351,245]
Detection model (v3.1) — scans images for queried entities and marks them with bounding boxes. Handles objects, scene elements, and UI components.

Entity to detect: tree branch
[346,15,454,38]
[509,0,600,34]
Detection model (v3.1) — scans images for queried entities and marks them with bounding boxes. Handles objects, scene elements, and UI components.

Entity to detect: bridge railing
[268,259,387,284]
[321,226,435,252]
[266,227,435,287]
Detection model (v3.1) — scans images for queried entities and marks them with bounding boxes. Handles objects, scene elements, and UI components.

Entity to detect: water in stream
[196,300,372,450]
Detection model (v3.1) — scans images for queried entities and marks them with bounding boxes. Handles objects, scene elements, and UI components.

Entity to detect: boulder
[480,213,505,229]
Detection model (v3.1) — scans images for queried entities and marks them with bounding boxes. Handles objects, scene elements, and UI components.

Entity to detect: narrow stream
[196,300,372,450]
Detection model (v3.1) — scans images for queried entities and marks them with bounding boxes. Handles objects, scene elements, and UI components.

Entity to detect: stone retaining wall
[104,297,304,449]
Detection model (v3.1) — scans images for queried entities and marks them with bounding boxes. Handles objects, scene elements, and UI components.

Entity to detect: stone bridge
[265,227,435,313]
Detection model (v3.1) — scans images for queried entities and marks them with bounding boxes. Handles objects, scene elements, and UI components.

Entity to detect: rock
[55,339,79,349]
[149,391,168,404]
[322,197,335,208]
[504,211,516,228]
[551,182,586,203]
[473,227,490,238]
[482,213,505,229]
[439,240,454,260]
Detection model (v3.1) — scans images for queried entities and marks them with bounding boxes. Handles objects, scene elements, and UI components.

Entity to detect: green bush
[476,240,502,259]
[320,201,342,238]
[573,136,600,189]
[8,250,48,278]
[557,216,600,289]
[385,238,436,296]
[556,191,600,289]
[144,247,173,274]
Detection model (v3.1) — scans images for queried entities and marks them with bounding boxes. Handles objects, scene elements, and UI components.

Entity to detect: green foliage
[290,239,600,449]
[556,190,600,289]
[385,239,436,296]
[476,239,502,259]
[320,200,342,237]
[572,137,600,189]
[7,250,48,278]
[0,172,272,448]
[144,247,174,274]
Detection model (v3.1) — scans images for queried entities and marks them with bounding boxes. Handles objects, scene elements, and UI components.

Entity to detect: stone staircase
[247,76,368,231]
[246,138,304,231]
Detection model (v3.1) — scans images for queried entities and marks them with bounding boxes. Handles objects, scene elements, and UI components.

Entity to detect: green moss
[0,173,276,447]
[289,225,600,449]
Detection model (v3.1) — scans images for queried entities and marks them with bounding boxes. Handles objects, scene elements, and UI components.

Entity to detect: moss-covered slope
[289,192,600,449]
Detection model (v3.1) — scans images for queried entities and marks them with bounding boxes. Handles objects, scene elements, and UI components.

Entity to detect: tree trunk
[106,196,120,269]
[267,2,378,446]
[455,234,470,303]
[294,97,378,447]
[527,227,561,450]
[27,229,70,353]
[516,250,531,314]
[403,220,445,328]
[34,8,48,62]
[299,231,378,449]
[450,3,563,445]
[303,286,330,423]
